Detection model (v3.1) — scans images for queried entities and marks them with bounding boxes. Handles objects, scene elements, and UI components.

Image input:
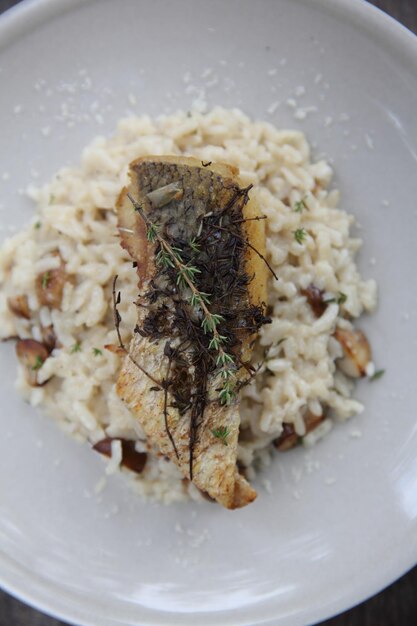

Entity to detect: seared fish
[116,156,269,508]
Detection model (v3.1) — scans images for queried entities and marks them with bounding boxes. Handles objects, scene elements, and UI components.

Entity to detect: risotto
[0,107,377,504]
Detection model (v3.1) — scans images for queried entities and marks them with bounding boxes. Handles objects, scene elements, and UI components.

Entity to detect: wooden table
[0,0,416,624]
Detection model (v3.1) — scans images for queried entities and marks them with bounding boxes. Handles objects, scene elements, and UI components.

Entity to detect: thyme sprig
[127,192,238,405]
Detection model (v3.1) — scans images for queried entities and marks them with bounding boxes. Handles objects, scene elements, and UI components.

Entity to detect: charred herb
[112,275,162,387]
[127,192,240,406]
[119,171,271,480]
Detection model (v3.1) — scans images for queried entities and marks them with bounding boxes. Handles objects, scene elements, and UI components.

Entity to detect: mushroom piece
[41,325,57,352]
[334,327,371,378]
[7,295,31,319]
[92,437,148,474]
[303,409,325,433]
[15,338,50,386]
[301,284,327,318]
[35,258,69,309]
[274,423,298,451]
[274,409,326,451]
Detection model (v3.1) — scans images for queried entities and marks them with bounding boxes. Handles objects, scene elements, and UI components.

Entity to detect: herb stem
[127,192,237,404]
[112,275,162,387]
[207,222,278,281]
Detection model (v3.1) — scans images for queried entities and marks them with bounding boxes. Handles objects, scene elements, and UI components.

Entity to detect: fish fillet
[115,156,269,509]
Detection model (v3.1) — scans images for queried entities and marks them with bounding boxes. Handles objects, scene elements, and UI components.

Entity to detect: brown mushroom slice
[7,295,31,320]
[301,284,327,318]
[15,339,50,386]
[334,327,371,378]
[41,325,57,352]
[274,410,326,451]
[303,409,325,433]
[92,437,148,474]
[35,257,69,309]
[274,423,298,451]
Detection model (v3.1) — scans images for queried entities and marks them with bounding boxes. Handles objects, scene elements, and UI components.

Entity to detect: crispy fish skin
[116,156,267,509]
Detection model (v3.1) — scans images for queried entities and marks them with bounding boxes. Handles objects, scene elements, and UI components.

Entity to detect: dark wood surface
[0,0,416,624]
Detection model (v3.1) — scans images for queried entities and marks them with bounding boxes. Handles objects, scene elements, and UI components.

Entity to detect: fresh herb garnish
[92,348,102,356]
[211,426,231,445]
[294,196,307,213]
[325,292,347,305]
[189,291,211,307]
[293,228,307,244]
[127,191,240,406]
[370,369,385,381]
[189,237,201,253]
[31,355,44,371]
[176,263,201,288]
[71,341,82,353]
[146,222,160,243]
[122,177,271,480]
[34,221,41,230]
[41,271,51,289]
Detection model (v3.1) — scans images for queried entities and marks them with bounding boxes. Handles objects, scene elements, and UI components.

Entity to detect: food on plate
[0,107,378,507]
[115,156,271,508]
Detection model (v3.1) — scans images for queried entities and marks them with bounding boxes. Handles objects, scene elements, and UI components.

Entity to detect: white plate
[1,1,417,625]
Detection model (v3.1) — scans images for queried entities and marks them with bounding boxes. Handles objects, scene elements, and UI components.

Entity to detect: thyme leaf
[293,228,307,244]
[176,263,201,288]
[189,237,201,253]
[370,369,385,381]
[41,271,51,289]
[71,341,82,353]
[189,291,211,307]
[31,355,44,371]
[294,196,307,213]
[146,223,160,243]
[324,292,347,305]
[211,425,231,445]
